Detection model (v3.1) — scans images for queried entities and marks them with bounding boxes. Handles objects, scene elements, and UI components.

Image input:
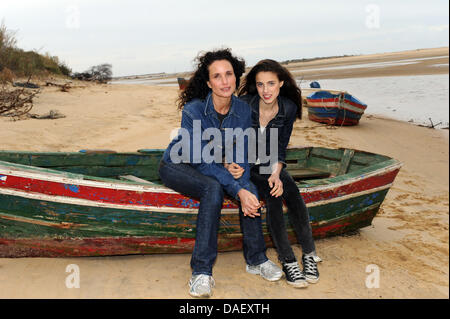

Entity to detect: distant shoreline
[111,47,448,81]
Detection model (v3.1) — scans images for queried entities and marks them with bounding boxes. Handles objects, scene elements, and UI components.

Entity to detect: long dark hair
[238,59,302,119]
[177,48,246,109]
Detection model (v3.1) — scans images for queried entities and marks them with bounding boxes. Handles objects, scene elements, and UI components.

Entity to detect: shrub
[0,67,15,84]
[72,63,113,83]
[1,21,72,77]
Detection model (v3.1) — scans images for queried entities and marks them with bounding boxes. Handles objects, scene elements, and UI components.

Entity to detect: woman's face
[255,71,284,105]
[207,60,236,99]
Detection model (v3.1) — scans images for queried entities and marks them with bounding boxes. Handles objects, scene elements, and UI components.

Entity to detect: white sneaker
[189,274,215,298]
[246,260,283,282]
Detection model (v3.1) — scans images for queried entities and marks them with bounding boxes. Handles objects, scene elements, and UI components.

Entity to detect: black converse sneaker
[282,261,308,288]
[302,254,320,283]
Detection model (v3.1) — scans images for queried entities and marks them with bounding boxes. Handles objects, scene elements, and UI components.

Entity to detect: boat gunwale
[0,158,403,197]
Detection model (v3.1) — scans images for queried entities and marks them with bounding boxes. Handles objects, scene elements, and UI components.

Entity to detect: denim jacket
[162,92,253,199]
[240,94,297,168]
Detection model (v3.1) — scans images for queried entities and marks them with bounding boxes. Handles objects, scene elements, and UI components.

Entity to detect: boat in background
[177,77,188,90]
[305,90,368,126]
[0,147,401,257]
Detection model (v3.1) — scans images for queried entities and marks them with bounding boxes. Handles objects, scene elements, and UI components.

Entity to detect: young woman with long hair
[226,59,320,288]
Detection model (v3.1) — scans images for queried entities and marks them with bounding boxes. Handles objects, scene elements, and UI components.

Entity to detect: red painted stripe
[312,222,350,237]
[307,103,365,114]
[302,168,399,203]
[0,175,237,209]
[308,114,360,126]
[306,99,339,107]
[0,236,197,257]
[344,99,367,110]
[306,97,366,111]
[306,97,338,103]
[0,168,399,208]
[0,206,378,257]
[307,104,341,109]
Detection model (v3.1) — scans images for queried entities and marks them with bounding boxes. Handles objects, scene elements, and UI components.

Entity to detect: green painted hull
[0,147,401,257]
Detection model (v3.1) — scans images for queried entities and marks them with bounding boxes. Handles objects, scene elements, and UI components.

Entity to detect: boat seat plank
[288,168,331,179]
[337,149,355,175]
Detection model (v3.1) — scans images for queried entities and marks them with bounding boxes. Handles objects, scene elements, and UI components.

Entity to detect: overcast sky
[1,0,448,76]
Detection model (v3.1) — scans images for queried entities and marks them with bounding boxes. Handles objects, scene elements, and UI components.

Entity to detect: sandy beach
[0,48,448,299]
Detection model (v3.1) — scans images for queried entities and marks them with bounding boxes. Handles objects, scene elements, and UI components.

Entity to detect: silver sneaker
[189,274,215,298]
[246,260,283,281]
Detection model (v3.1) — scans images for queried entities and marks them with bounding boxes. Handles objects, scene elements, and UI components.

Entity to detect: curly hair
[177,48,246,109]
[237,59,303,119]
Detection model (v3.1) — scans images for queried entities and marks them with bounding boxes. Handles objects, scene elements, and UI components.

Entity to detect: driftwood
[27,109,65,119]
[418,118,443,129]
[427,118,442,129]
[13,82,40,89]
[45,81,72,92]
[0,82,40,117]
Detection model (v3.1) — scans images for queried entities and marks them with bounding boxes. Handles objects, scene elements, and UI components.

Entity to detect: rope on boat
[322,92,346,130]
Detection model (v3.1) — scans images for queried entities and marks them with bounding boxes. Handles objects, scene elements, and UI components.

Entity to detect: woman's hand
[224,162,244,179]
[237,188,261,218]
[268,174,283,197]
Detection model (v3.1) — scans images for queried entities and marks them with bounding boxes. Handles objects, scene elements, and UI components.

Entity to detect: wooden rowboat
[305,90,368,126]
[177,77,188,90]
[0,147,401,257]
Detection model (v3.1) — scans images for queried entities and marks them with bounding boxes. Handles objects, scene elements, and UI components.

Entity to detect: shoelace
[284,262,304,280]
[192,275,214,288]
[302,255,318,275]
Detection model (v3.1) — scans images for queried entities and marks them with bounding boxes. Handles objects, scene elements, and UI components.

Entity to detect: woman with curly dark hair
[176,49,247,110]
[159,49,282,298]
[225,59,321,288]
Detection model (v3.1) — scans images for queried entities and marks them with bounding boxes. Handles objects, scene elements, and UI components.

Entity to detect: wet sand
[287,47,449,80]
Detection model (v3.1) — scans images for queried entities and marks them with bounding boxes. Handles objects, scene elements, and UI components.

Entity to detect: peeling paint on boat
[0,147,402,257]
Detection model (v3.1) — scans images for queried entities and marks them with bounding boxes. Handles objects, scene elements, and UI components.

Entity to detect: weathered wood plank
[351,152,390,165]
[310,147,344,161]
[288,168,331,180]
[306,156,341,175]
[285,147,311,161]
[0,151,164,167]
[337,149,355,175]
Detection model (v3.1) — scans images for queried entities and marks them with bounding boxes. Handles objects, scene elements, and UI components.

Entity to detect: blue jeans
[159,160,268,276]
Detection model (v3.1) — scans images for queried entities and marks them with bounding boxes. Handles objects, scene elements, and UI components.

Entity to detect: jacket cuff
[226,182,243,200]
[278,160,287,169]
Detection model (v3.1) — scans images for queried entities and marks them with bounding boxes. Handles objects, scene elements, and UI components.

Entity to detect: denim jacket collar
[248,94,286,127]
[204,91,241,119]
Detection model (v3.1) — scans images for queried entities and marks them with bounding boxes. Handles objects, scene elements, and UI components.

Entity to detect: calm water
[299,74,449,128]
[113,72,449,128]
[112,77,176,86]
